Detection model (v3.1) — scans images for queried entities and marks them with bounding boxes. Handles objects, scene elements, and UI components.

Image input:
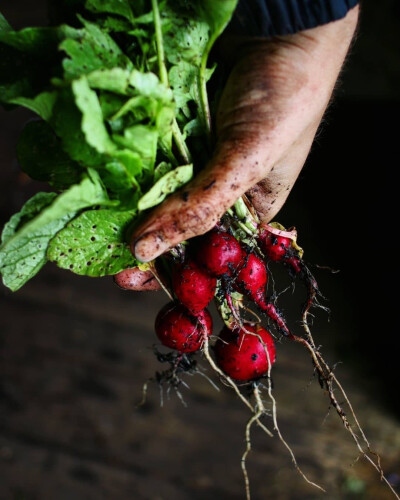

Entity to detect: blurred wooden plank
[1,266,400,500]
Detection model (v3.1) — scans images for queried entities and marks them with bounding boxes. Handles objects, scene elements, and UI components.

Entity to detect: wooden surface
[1,2,400,498]
[1,263,400,500]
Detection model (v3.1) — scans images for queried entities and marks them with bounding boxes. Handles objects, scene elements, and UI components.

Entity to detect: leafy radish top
[0,0,238,291]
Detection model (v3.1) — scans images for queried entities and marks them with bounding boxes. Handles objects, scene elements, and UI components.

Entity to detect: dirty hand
[116,6,359,290]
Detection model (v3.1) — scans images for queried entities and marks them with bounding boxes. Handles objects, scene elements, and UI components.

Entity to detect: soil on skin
[1,2,400,498]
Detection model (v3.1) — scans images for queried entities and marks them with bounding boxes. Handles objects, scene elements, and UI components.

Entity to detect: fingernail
[132,232,169,262]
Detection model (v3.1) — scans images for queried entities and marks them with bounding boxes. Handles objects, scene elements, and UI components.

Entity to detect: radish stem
[151,0,191,164]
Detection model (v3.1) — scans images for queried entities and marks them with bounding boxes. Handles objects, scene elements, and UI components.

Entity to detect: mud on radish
[121,200,400,500]
[0,1,397,499]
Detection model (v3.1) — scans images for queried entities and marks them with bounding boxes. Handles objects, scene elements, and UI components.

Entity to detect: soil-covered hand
[130,6,359,265]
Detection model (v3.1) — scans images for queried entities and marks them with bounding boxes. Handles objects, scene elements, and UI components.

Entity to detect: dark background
[1,1,400,499]
[285,0,400,408]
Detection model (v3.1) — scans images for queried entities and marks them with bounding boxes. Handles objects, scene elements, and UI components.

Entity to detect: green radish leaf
[183,116,203,137]
[99,92,125,119]
[3,171,108,247]
[85,0,134,23]
[17,120,82,189]
[72,76,116,154]
[0,0,240,290]
[99,16,133,33]
[163,9,209,67]
[100,149,142,205]
[129,70,173,103]
[52,89,104,167]
[0,26,71,104]
[154,161,172,182]
[0,193,59,291]
[0,172,109,291]
[160,0,237,139]
[169,61,198,111]
[112,125,158,172]
[113,149,143,179]
[129,10,153,24]
[60,18,132,80]
[0,12,12,32]
[48,209,137,276]
[199,0,239,44]
[86,67,131,94]
[0,26,66,54]
[156,105,174,151]
[138,164,192,211]
[1,192,57,245]
[10,91,57,121]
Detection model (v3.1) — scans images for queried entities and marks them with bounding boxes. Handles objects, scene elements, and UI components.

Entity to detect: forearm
[131,6,359,262]
[218,5,360,221]
[216,6,360,175]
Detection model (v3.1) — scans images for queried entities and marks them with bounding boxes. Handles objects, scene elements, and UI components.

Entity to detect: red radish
[258,224,304,277]
[172,259,217,313]
[234,252,267,306]
[194,230,242,276]
[258,229,292,262]
[285,255,302,274]
[214,324,276,381]
[233,251,292,337]
[260,302,292,338]
[258,225,320,313]
[155,302,212,353]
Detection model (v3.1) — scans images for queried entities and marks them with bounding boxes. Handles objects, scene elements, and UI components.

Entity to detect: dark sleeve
[228,0,359,37]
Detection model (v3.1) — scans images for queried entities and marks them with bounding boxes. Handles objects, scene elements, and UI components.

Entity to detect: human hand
[116,6,359,289]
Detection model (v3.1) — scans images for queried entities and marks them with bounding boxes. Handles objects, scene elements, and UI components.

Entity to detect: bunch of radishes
[152,217,307,383]
[118,208,399,500]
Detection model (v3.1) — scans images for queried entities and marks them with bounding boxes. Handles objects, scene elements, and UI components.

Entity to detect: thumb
[131,140,271,262]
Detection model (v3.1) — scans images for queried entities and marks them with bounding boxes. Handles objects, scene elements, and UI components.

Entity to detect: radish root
[241,394,263,500]
[297,294,400,499]
[243,326,325,493]
[144,211,400,500]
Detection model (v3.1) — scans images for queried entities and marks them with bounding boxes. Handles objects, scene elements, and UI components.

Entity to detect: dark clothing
[229,0,359,36]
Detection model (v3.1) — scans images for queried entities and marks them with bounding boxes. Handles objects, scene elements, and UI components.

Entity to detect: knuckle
[171,201,218,241]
